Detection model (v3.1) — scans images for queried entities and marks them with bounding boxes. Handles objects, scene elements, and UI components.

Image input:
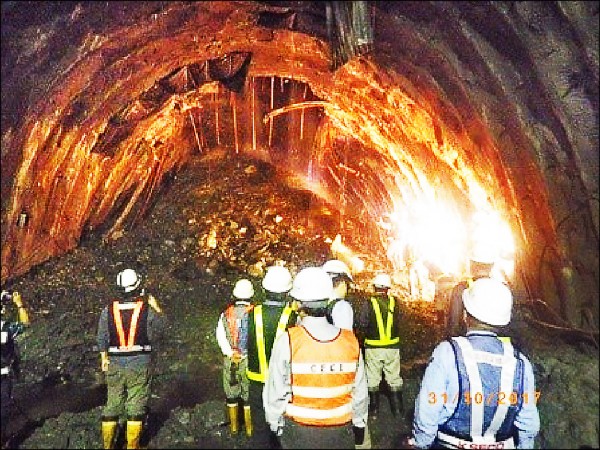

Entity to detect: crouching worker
[97,268,165,449]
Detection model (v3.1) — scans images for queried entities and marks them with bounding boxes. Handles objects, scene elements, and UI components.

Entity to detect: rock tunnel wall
[1,1,598,327]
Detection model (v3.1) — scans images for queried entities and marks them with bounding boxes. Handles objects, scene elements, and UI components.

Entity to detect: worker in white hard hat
[97,268,165,449]
[357,273,404,420]
[263,267,368,449]
[322,259,355,331]
[246,265,297,448]
[446,249,496,338]
[407,278,540,449]
[216,278,255,437]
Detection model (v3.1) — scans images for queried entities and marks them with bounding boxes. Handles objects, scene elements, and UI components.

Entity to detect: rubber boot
[243,405,253,437]
[227,403,239,435]
[126,420,143,449]
[269,430,282,449]
[101,420,118,449]
[368,391,380,419]
[389,390,404,416]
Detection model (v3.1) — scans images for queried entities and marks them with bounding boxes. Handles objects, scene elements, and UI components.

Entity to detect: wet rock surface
[2,152,598,449]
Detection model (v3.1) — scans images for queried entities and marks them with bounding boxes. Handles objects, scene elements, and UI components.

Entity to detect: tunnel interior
[1,2,599,449]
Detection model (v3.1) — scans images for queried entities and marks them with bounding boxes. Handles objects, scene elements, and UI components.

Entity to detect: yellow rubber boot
[126,420,143,449]
[227,403,239,435]
[243,405,253,437]
[101,421,118,449]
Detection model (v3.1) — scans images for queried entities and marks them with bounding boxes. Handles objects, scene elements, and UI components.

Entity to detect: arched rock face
[1,1,598,325]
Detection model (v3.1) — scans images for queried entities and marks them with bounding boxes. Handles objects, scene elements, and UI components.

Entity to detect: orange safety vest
[108,300,151,354]
[224,303,253,351]
[286,326,360,427]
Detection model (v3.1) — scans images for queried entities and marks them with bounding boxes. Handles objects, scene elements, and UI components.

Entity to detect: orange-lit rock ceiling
[1,1,598,326]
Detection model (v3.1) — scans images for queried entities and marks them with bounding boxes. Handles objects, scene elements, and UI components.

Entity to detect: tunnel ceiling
[1,1,598,326]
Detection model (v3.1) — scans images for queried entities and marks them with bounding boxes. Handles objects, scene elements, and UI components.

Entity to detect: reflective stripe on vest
[364,295,399,346]
[108,300,151,354]
[451,337,517,439]
[286,326,359,426]
[437,431,515,449]
[1,320,14,374]
[247,304,292,383]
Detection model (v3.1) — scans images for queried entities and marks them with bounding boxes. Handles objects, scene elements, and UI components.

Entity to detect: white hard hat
[1,290,11,304]
[322,259,353,281]
[462,277,512,326]
[289,267,333,302]
[233,279,254,299]
[116,269,141,293]
[262,266,293,293]
[372,273,392,289]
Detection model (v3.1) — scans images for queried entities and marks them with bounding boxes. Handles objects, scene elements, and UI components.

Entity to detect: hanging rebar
[263,101,329,124]
[189,110,202,154]
[251,77,256,151]
[269,76,274,147]
[215,89,220,146]
[232,92,239,154]
[300,84,308,140]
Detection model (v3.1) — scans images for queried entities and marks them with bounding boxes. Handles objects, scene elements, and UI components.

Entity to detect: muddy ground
[2,151,598,449]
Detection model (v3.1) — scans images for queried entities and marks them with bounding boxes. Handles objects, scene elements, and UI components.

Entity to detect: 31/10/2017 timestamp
[428,391,541,405]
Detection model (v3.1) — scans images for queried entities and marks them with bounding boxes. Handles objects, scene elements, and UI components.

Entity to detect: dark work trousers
[248,380,278,448]
[1,376,14,441]
[279,418,354,449]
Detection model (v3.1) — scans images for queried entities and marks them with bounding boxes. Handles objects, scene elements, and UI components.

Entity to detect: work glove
[399,435,417,449]
[100,351,110,372]
[12,292,30,325]
[12,291,23,307]
[231,351,243,364]
[147,294,163,314]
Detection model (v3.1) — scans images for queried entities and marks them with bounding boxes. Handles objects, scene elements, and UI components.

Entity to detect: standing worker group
[216,278,255,437]
[263,266,368,449]
[97,268,165,449]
